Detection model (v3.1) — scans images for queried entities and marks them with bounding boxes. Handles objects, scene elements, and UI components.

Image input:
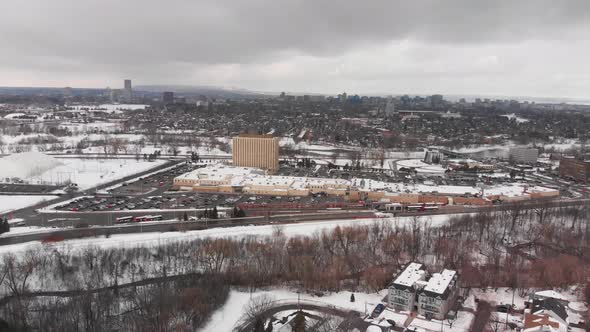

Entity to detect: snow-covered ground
[52,158,167,189]
[202,286,476,332]
[67,104,148,114]
[0,195,57,215]
[501,113,529,123]
[0,214,454,254]
[58,121,124,134]
[201,288,388,332]
[0,152,167,189]
[396,159,447,174]
[0,226,57,237]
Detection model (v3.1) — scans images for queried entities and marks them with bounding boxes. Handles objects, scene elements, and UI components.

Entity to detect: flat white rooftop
[424,269,456,294]
[393,262,426,288]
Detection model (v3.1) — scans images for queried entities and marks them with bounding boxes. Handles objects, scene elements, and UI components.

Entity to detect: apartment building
[388,263,428,312]
[232,134,279,173]
[509,147,539,164]
[388,263,460,320]
[417,269,460,320]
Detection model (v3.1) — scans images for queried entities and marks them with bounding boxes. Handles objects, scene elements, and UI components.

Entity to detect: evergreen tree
[253,318,265,332]
[291,311,306,332]
[350,293,355,302]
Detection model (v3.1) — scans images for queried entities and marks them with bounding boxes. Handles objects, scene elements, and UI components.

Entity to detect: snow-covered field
[52,158,167,189]
[0,195,57,215]
[0,152,167,189]
[0,214,454,254]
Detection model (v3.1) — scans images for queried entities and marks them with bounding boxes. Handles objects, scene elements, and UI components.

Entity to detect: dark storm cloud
[0,0,589,96]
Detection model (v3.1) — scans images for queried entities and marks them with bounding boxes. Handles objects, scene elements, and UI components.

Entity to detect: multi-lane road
[1,197,589,247]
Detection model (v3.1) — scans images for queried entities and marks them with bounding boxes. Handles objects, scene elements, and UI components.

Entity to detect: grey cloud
[0,0,589,96]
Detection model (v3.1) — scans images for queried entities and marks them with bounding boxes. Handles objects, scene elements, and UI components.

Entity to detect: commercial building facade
[509,147,539,164]
[173,164,559,204]
[232,134,279,173]
[559,158,590,183]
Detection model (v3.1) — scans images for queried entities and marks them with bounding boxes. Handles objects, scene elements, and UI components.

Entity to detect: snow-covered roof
[423,269,456,295]
[175,164,558,199]
[534,290,568,302]
[393,262,426,288]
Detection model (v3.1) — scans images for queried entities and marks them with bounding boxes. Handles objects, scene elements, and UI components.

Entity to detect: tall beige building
[232,134,280,172]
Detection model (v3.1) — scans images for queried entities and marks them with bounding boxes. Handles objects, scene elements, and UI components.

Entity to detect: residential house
[417,269,460,320]
[524,298,569,332]
[388,263,428,312]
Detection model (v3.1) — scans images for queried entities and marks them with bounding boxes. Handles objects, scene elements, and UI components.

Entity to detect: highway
[1,198,589,247]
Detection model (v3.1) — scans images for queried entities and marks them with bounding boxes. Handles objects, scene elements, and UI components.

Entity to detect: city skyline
[1,1,590,98]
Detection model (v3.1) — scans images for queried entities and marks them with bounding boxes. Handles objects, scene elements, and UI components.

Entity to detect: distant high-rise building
[162,91,174,104]
[123,79,133,102]
[63,87,73,98]
[103,87,114,102]
[384,97,396,118]
[232,134,279,173]
[339,92,347,103]
[431,94,444,108]
[509,147,539,164]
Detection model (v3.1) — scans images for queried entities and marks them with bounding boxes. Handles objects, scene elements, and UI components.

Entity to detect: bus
[115,216,134,224]
[133,215,164,222]
[405,203,441,212]
[406,205,424,211]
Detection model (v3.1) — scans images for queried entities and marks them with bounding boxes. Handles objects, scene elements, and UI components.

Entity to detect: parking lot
[52,189,349,213]
[110,162,199,196]
[53,192,231,212]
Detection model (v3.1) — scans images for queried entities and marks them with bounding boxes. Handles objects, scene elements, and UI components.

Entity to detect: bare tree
[235,294,276,331]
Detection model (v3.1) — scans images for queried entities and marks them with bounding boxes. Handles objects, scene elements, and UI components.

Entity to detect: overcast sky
[1,0,590,98]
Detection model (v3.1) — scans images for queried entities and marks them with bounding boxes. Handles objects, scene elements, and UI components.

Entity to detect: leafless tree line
[0,203,588,329]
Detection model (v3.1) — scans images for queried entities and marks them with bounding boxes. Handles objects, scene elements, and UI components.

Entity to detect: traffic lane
[33,210,202,227]
[33,197,590,227]
[3,199,590,247]
[0,211,381,246]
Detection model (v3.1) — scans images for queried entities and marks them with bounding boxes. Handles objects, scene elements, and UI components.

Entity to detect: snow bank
[0,195,57,214]
[0,214,454,254]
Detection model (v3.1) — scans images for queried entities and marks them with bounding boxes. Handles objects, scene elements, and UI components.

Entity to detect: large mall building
[173,164,559,205]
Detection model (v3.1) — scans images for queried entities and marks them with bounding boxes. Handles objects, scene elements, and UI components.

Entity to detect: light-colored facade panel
[232,135,279,172]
